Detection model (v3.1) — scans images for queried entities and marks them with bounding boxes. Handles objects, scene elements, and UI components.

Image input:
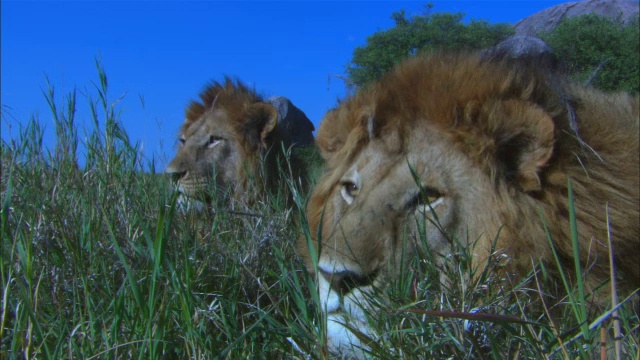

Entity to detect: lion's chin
[176,194,208,213]
[318,271,379,357]
[327,312,372,359]
[323,288,378,358]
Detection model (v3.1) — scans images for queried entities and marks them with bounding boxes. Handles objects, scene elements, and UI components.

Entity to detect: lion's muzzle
[319,267,378,297]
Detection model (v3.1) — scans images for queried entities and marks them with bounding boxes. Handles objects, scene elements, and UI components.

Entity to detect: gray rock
[266,96,315,148]
[482,35,566,73]
[514,0,639,36]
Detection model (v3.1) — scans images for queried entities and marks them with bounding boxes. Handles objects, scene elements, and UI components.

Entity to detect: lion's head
[166,78,307,207]
[299,53,639,354]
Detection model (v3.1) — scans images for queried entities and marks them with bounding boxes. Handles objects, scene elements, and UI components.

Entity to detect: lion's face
[300,53,639,354]
[166,79,278,206]
[304,118,504,352]
[167,108,252,203]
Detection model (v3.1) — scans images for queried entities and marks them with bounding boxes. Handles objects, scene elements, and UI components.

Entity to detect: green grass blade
[567,178,590,341]
[102,207,147,320]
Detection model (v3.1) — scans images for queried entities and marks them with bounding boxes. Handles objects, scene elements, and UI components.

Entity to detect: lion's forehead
[333,151,418,203]
[348,135,442,175]
[314,133,474,219]
[182,110,235,140]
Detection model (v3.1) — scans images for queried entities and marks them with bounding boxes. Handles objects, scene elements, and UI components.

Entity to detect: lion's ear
[247,103,279,144]
[317,106,374,162]
[489,99,555,193]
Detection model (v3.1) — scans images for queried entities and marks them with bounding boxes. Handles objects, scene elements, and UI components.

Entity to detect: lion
[299,52,639,354]
[166,78,310,209]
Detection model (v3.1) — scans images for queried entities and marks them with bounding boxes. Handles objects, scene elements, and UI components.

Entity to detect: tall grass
[1,65,638,359]
[0,63,322,359]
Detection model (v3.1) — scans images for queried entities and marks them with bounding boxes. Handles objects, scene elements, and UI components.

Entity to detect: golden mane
[368,54,637,255]
[320,52,639,291]
[182,77,264,133]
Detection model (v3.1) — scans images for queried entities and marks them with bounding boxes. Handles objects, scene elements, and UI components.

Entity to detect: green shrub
[542,14,640,94]
[346,6,513,87]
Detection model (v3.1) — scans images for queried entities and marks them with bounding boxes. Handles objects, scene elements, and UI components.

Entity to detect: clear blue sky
[1,1,567,168]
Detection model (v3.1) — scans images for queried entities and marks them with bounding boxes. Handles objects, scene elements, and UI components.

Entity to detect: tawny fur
[303,52,639,309]
[167,78,305,204]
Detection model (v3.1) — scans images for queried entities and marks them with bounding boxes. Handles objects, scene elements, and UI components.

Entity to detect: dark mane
[183,77,263,131]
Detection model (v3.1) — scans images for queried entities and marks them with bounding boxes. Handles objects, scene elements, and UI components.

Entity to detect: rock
[486,1,639,73]
[266,96,315,148]
[482,35,566,73]
[514,0,639,36]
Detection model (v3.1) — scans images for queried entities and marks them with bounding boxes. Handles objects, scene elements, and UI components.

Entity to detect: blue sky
[1,1,567,168]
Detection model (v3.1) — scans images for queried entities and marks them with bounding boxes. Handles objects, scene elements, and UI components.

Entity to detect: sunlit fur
[301,52,639,354]
[166,78,304,205]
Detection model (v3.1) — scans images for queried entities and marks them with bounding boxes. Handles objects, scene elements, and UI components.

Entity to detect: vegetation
[2,62,638,359]
[346,4,514,87]
[346,6,639,95]
[541,14,640,94]
[1,64,322,359]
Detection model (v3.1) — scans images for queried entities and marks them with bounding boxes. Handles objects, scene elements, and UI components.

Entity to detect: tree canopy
[345,5,639,95]
[345,5,514,87]
[541,14,639,94]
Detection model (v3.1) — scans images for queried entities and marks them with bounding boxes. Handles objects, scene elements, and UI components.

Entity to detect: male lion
[300,52,639,354]
[166,78,310,208]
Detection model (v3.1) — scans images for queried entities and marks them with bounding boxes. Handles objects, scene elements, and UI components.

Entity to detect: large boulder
[266,96,315,148]
[482,35,566,73]
[514,0,639,36]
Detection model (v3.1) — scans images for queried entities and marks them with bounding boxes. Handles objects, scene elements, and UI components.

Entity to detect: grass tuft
[1,67,638,359]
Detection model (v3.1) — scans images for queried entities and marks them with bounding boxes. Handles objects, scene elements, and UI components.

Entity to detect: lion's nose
[319,268,377,295]
[169,171,186,183]
[166,159,187,183]
[166,166,186,183]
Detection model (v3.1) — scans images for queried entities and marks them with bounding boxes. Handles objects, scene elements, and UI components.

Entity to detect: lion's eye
[415,186,444,211]
[178,137,186,146]
[340,181,359,205]
[206,135,223,148]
